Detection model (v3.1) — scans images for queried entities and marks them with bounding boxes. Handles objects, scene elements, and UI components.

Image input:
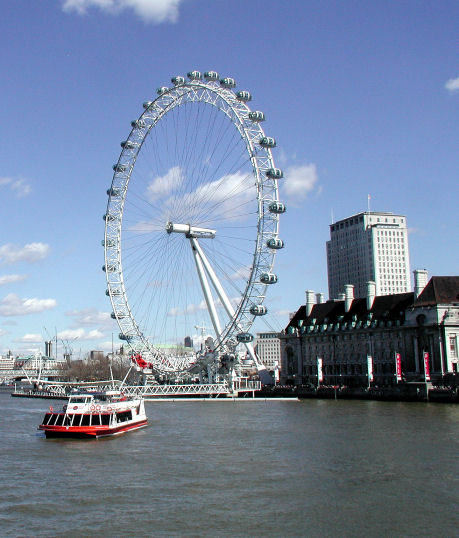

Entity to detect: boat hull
[39,418,148,438]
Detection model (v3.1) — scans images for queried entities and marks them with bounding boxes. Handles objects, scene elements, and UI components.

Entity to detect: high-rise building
[326,211,410,299]
[255,332,281,372]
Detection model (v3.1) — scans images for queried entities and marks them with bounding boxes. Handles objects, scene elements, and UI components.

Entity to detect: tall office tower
[326,212,411,299]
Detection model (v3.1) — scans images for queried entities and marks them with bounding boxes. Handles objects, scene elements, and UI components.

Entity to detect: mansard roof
[285,276,459,332]
[414,276,459,306]
[286,292,414,331]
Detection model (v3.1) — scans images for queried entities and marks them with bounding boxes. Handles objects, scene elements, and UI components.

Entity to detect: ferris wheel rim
[103,74,281,374]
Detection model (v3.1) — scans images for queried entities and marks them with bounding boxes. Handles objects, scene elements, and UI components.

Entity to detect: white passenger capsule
[236,332,254,343]
[103,264,117,273]
[143,101,153,109]
[220,77,236,88]
[112,164,127,173]
[101,239,116,247]
[268,201,286,214]
[103,213,117,222]
[171,76,185,85]
[131,119,146,128]
[106,288,121,296]
[248,111,265,122]
[236,91,252,102]
[157,86,169,95]
[121,140,138,149]
[106,188,120,197]
[250,305,268,316]
[266,168,283,179]
[111,312,125,319]
[260,273,278,284]
[259,137,276,148]
[187,70,202,80]
[267,238,284,250]
[204,71,219,81]
[119,333,132,341]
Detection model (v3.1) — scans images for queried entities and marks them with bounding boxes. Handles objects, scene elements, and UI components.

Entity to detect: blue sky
[0,0,458,357]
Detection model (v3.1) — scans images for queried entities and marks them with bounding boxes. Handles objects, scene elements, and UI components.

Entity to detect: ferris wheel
[103,71,286,380]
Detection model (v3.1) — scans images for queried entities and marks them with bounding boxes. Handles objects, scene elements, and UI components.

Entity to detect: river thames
[0,394,457,537]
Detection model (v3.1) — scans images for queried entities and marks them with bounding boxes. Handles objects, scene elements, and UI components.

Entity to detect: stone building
[280,274,459,386]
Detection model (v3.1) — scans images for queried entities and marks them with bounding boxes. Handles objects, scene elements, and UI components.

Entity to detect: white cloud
[65,307,113,328]
[445,77,459,93]
[0,274,28,286]
[282,163,319,205]
[146,166,184,201]
[15,333,43,343]
[0,243,50,265]
[0,177,32,198]
[58,328,105,340]
[61,0,182,23]
[0,294,57,316]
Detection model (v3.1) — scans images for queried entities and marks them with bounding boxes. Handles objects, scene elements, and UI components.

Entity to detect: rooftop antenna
[367,194,371,214]
[331,208,334,224]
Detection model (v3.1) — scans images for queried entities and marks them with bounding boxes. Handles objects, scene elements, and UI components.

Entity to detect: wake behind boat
[38,389,148,438]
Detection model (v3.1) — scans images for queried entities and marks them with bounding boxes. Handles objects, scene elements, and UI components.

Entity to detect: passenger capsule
[106,188,120,197]
[204,71,219,81]
[156,87,169,95]
[220,77,236,88]
[131,119,146,129]
[236,91,252,102]
[248,111,265,122]
[187,70,202,80]
[103,213,117,222]
[143,101,153,109]
[250,305,268,316]
[111,312,125,319]
[102,264,117,273]
[260,273,278,284]
[119,333,132,342]
[112,164,127,173]
[266,238,284,250]
[120,140,137,149]
[171,76,185,86]
[259,137,276,148]
[236,332,254,343]
[268,201,286,214]
[106,288,121,296]
[266,168,283,179]
[101,239,116,247]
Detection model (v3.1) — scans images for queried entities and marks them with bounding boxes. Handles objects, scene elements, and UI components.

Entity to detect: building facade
[255,332,281,373]
[280,275,459,387]
[327,212,410,299]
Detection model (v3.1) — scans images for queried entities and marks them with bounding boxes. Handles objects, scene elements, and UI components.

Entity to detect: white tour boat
[38,390,148,438]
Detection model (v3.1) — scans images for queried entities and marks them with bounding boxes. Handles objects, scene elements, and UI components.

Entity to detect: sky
[0,0,458,358]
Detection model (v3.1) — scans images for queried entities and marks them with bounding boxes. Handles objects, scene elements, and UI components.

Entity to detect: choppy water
[0,394,458,537]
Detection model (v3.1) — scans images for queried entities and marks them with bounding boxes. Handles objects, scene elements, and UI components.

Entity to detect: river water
[0,394,457,537]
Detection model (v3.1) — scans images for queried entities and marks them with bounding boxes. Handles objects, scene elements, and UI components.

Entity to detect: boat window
[55,414,64,426]
[101,415,110,426]
[81,414,90,426]
[92,414,101,426]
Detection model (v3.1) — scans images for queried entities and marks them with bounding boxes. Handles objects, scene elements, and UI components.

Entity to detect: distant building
[327,211,410,299]
[280,273,459,386]
[255,332,281,373]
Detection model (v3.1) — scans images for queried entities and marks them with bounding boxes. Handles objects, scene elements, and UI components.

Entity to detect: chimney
[367,281,376,310]
[344,284,354,312]
[305,290,316,316]
[337,292,345,301]
[316,292,325,304]
[413,269,428,299]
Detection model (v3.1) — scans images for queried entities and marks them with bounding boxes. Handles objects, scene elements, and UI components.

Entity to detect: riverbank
[258,383,459,403]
